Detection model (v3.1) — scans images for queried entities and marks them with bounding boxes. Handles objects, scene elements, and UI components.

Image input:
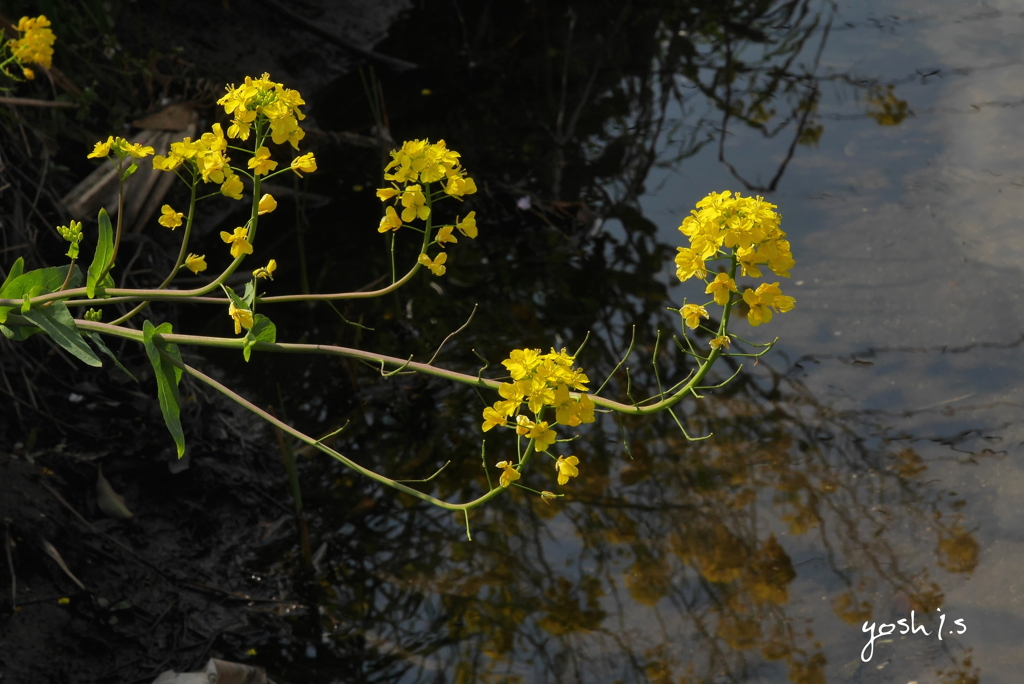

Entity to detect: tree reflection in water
[244,1,968,682]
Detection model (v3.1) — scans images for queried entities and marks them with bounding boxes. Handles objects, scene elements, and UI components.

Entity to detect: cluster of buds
[56,220,83,259]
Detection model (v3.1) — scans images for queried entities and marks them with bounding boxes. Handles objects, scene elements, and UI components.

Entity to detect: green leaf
[87,332,138,382]
[142,320,185,458]
[0,324,42,341]
[21,301,103,367]
[87,208,114,299]
[0,264,80,323]
[0,257,25,294]
[222,284,246,310]
[120,162,139,181]
[242,280,256,308]
[242,313,276,362]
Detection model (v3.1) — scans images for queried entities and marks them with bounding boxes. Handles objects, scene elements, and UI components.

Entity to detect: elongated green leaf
[0,257,25,294]
[242,313,277,362]
[87,332,138,382]
[0,264,80,323]
[22,301,102,367]
[242,280,256,308]
[87,208,114,298]
[143,320,185,458]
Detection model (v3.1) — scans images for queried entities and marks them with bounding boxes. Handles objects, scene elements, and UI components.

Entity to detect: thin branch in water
[572,330,591,359]
[624,367,640,409]
[668,407,712,441]
[696,363,744,390]
[427,303,478,366]
[380,355,414,377]
[595,324,636,396]
[472,347,490,382]
[316,422,351,444]
[481,440,493,491]
[651,328,665,399]
[327,301,375,331]
[614,413,634,460]
[395,460,451,483]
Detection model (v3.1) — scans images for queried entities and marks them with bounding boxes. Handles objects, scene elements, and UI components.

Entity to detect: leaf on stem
[0,263,80,323]
[142,320,185,458]
[21,300,102,367]
[87,332,138,382]
[86,208,114,299]
[242,314,276,362]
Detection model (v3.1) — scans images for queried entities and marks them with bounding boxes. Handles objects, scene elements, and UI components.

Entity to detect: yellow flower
[516,418,556,452]
[436,225,457,246]
[444,175,478,198]
[400,185,429,222]
[705,273,738,306]
[253,259,277,280]
[502,348,542,381]
[87,136,114,159]
[555,455,580,485]
[228,301,254,335]
[455,212,478,239]
[737,246,767,278]
[248,146,278,176]
[220,173,244,200]
[496,461,521,488]
[258,194,277,215]
[681,303,709,329]
[220,227,253,259]
[709,335,731,350]
[675,247,707,281]
[58,597,70,605]
[158,204,184,229]
[540,491,557,504]
[417,252,447,276]
[376,187,399,201]
[21,66,35,80]
[378,206,402,233]
[754,282,796,313]
[270,114,305,149]
[124,142,155,159]
[291,152,317,177]
[743,288,773,327]
[184,254,207,274]
[11,16,55,69]
[482,406,508,432]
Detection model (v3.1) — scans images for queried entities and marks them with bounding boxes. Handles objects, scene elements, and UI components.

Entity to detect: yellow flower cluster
[482,347,595,452]
[376,139,479,276]
[8,15,55,71]
[676,191,794,281]
[676,191,796,327]
[218,72,306,147]
[151,124,245,199]
[742,282,795,327]
[88,136,155,161]
[384,139,477,193]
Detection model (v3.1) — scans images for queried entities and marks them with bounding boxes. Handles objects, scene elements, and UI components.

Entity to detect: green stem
[163,350,528,512]
[98,165,127,284]
[109,174,199,326]
[62,318,715,416]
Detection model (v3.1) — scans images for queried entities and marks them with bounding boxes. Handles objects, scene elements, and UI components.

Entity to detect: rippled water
[244,2,1024,681]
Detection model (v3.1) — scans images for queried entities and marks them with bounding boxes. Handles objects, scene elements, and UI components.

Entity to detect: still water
[247,1,1024,681]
